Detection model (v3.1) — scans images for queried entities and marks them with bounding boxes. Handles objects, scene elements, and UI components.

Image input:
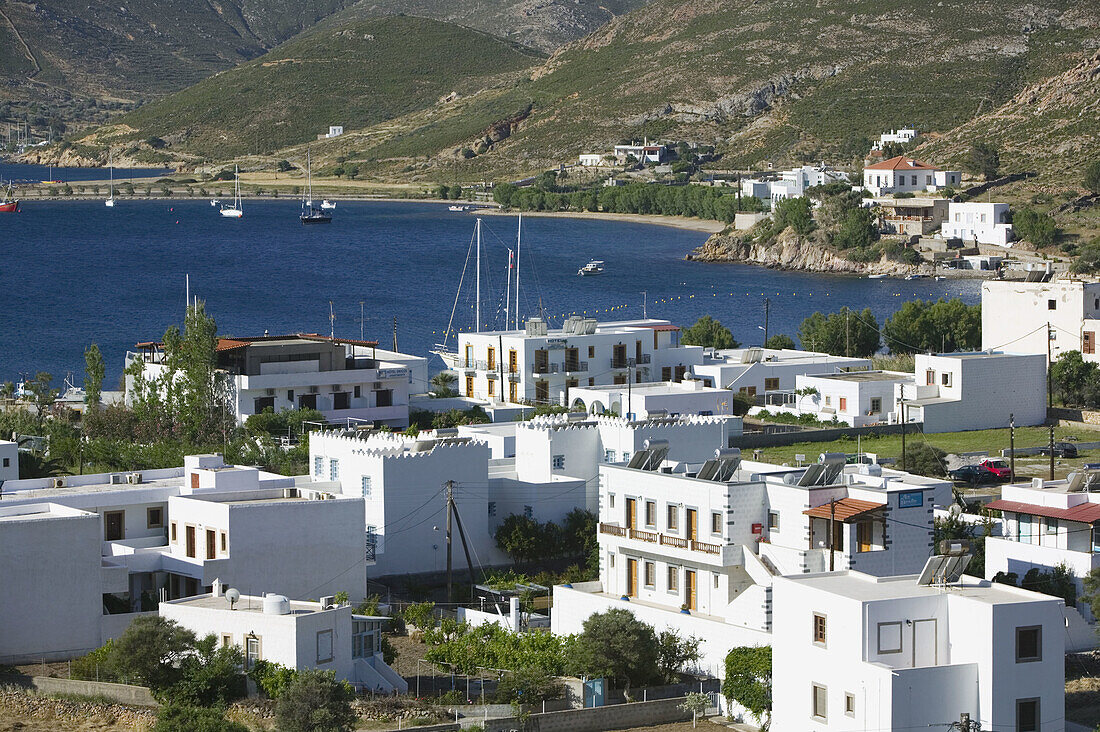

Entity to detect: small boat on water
[867,273,888,279]
[578,259,605,276]
[105,153,116,207]
[448,204,468,212]
[935,275,946,281]
[0,182,18,213]
[904,273,927,280]
[210,199,219,207]
[321,200,336,210]
[300,150,331,225]
[220,165,243,218]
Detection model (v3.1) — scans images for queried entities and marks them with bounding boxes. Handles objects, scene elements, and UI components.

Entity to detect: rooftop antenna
[359,301,365,341]
[329,300,335,340]
[393,315,398,353]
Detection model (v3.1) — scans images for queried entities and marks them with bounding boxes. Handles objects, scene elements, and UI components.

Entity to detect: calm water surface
[0,199,980,385]
[1,161,172,185]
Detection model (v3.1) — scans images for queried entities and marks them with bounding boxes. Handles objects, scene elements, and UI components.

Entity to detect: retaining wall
[480,696,691,732]
[732,421,920,449]
[0,674,156,706]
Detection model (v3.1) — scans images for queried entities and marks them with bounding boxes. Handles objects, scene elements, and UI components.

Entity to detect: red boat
[0,200,17,213]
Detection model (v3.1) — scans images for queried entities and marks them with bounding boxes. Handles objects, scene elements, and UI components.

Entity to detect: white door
[912,619,937,667]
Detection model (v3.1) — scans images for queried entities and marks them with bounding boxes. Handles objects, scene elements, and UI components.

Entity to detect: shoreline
[476,208,726,234]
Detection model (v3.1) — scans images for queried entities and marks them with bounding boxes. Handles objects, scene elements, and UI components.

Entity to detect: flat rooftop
[708,348,868,366]
[783,571,1050,605]
[1,474,184,501]
[166,593,326,615]
[814,371,908,383]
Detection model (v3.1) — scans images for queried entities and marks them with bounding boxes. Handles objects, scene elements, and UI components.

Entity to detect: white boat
[210,199,219,206]
[300,150,332,225]
[448,205,467,212]
[904,274,927,280]
[104,153,115,207]
[220,165,243,218]
[321,200,336,210]
[578,259,605,276]
[867,273,888,279]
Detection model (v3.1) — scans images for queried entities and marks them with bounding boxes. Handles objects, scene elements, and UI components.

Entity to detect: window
[376,389,393,407]
[667,566,679,592]
[1,457,7,467]
[645,501,656,527]
[824,395,831,406]
[524,505,533,519]
[1016,698,1039,732]
[644,561,656,588]
[353,620,375,658]
[287,389,294,402]
[870,397,882,414]
[361,475,372,496]
[487,380,495,397]
[714,573,720,589]
[147,507,164,529]
[609,552,615,568]
[838,397,847,413]
[1016,626,1041,663]
[845,692,856,717]
[220,531,227,553]
[316,629,333,664]
[941,372,952,387]
[245,635,261,670]
[1093,524,1100,552]
[588,346,595,358]
[667,504,679,531]
[877,622,903,654]
[552,454,565,470]
[329,458,339,481]
[354,385,361,398]
[604,449,617,462]
[609,494,615,508]
[711,512,722,535]
[487,346,496,371]
[314,456,323,477]
[333,391,350,410]
[768,511,780,531]
[221,633,233,648]
[170,522,177,542]
[1086,331,1096,355]
[926,369,936,386]
[1048,299,1057,310]
[813,613,827,646]
[811,683,827,721]
[764,377,780,391]
[253,396,275,413]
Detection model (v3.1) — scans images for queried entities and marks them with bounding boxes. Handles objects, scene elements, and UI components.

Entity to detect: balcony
[564,361,589,373]
[600,522,627,537]
[600,523,727,561]
[462,360,490,371]
[533,362,560,374]
[637,354,651,364]
[610,357,637,370]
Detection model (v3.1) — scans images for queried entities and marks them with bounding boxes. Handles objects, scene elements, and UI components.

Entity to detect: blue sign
[899,490,924,509]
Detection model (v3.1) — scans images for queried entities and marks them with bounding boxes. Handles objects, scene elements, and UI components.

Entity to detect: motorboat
[578,259,605,276]
[321,200,336,210]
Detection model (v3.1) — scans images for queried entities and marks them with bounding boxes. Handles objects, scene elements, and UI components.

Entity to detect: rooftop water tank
[263,595,290,615]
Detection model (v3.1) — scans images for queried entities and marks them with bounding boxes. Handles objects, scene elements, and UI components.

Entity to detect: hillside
[0,0,357,101]
[74,15,544,160]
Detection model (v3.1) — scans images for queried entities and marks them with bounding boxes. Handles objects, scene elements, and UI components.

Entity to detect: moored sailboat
[220,165,243,218]
[300,150,331,225]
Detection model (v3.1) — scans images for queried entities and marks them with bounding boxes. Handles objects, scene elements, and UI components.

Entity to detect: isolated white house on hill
[862,155,960,196]
[944,201,1014,246]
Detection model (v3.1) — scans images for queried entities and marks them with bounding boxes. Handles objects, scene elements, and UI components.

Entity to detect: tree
[772,196,814,237]
[1084,160,1100,196]
[106,616,196,690]
[1013,208,1058,248]
[797,308,880,357]
[84,343,105,410]
[680,692,709,728]
[275,669,357,732]
[153,704,248,732]
[494,666,565,704]
[18,451,63,478]
[882,299,981,354]
[967,141,1000,181]
[276,160,294,172]
[682,316,738,350]
[656,629,701,683]
[832,207,877,250]
[722,646,771,725]
[560,508,597,559]
[575,608,660,694]
[430,371,458,398]
[1051,350,1100,407]
[901,442,947,478]
[1082,567,1100,620]
[172,634,246,706]
[25,371,60,424]
[495,514,545,563]
[447,185,463,200]
[493,182,517,207]
[934,512,993,577]
[764,334,795,350]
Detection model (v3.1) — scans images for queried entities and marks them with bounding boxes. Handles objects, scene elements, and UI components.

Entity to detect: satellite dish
[225,588,240,609]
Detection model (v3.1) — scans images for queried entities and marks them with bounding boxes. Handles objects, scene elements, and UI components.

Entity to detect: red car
[979,458,1013,481]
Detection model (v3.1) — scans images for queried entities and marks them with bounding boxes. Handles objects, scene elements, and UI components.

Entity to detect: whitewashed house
[567,378,735,420]
[578,154,604,167]
[161,591,406,693]
[862,156,960,196]
[871,127,918,150]
[739,165,849,208]
[981,279,1100,363]
[327,126,344,138]
[691,347,871,396]
[456,317,703,406]
[0,454,364,663]
[552,449,945,679]
[759,371,910,427]
[0,439,16,482]
[944,202,1014,246]
[613,143,666,164]
[771,569,1065,732]
[127,334,427,428]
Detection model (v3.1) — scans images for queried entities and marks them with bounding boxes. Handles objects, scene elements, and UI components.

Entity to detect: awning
[985,499,1100,524]
[804,497,886,523]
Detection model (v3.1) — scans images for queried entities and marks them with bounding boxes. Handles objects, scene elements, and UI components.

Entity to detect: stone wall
[0,674,156,706]
[480,696,691,732]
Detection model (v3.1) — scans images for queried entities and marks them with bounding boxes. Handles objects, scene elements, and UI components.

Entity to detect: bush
[722,646,771,725]
[494,666,564,704]
[70,640,117,682]
[900,442,947,478]
[276,669,357,732]
[1014,208,1058,248]
[1085,160,1100,196]
[248,659,298,699]
[153,703,248,732]
[403,602,436,630]
[106,616,196,690]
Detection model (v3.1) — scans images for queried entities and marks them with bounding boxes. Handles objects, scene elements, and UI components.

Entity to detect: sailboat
[300,150,331,224]
[104,152,116,207]
[220,165,243,218]
[0,180,19,213]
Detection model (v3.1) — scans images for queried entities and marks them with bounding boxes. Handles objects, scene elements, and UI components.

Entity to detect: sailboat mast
[514,213,522,330]
[475,218,482,333]
[505,249,512,331]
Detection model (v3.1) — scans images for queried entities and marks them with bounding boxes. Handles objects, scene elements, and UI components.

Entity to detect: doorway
[912,619,937,667]
[104,511,125,541]
[206,529,217,559]
[626,559,638,597]
[686,509,698,542]
[685,570,697,610]
[626,498,637,530]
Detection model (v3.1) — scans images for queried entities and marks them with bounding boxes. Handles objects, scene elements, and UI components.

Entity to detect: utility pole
[845,310,850,358]
[1049,424,1056,480]
[899,401,907,471]
[392,316,398,353]
[828,499,836,571]
[359,301,365,342]
[445,480,454,604]
[627,365,633,420]
[642,291,647,319]
[1047,322,1053,409]
[1009,413,1015,481]
[763,297,770,346]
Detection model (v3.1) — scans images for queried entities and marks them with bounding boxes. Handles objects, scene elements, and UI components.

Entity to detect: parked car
[948,464,999,485]
[979,458,1013,481]
[1039,442,1078,458]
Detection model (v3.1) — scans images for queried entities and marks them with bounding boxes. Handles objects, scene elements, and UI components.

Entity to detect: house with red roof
[862,155,961,196]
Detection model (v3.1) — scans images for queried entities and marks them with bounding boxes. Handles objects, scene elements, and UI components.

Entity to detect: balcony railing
[660,535,689,549]
[691,540,721,555]
[599,523,725,557]
[638,354,651,364]
[629,528,658,543]
[600,522,627,537]
[533,362,559,374]
[564,361,589,373]
[611,357,637,369]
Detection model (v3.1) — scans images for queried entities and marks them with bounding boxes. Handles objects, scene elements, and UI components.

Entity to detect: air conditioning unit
[51,477,65,489]
[320,595,336,609]
[330,384,341,392]
[127,472,142,484]
[309,386,319,394]
[372,382,382,390]
[265,388,276,396]
[110,473,125,485]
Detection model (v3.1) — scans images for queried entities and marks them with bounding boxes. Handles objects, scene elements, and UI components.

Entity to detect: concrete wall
[0,675,156,706]
[481,696,692,732]
[730,421,917,449]
[0,440,17,482]
[981,280,1100,363]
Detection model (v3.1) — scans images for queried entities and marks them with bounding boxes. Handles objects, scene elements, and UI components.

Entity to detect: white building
[0,454,364,663]
[0,439,17,482]
[739,165,849,208]
[944,202,1014,246]
[456,317,704,406]
[692,347,871,396]
[567,378,736,420]
[127,334,427,428]
[871,127,918,150]
[613,143,666,164]
[160,591,406,693]
[771,569,1065,732]
[760,371,910,427]
[553,449,946,680]
[328,126,344,138]
[578,154,604,167]
[862,156,960,196]
[981,279,1100,363]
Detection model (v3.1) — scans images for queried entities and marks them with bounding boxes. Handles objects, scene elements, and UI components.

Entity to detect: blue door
[583,678,605,708]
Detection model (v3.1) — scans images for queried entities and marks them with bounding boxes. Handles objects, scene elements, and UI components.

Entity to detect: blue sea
[0,197,980,386]
[1,161,172,185]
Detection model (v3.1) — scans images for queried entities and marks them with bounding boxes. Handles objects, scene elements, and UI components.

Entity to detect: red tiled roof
[215,338,251,352]
[986,499,1100,524]
[647,324,681,332]
[804,497,886,523]
[864,155,936,171]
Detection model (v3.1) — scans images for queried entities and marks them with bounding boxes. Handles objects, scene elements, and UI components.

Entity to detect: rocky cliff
[687,230,925,276]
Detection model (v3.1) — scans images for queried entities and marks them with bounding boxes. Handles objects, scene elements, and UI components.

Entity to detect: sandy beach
[475,207,726,233]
